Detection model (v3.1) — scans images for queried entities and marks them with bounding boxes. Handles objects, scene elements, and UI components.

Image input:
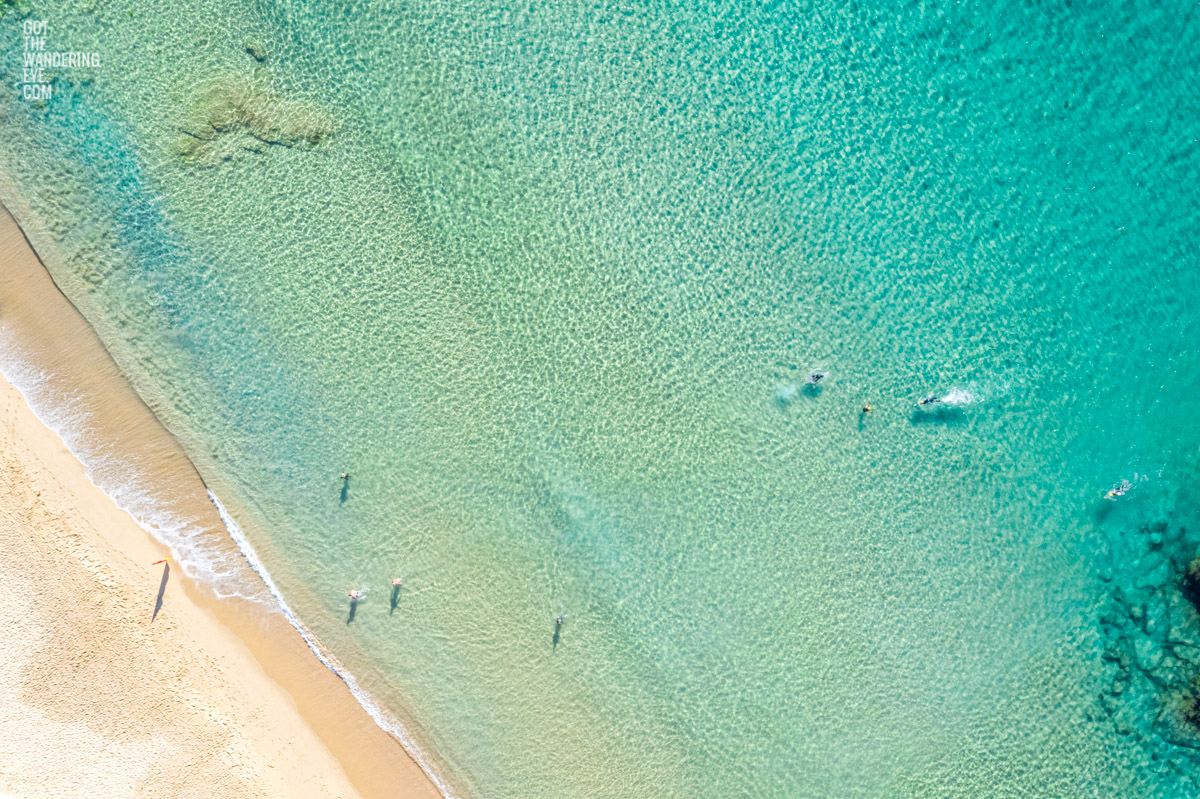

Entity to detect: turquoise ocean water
[3,0,1200,795]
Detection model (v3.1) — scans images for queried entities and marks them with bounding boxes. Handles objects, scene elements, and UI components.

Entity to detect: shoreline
[0,200,448,798]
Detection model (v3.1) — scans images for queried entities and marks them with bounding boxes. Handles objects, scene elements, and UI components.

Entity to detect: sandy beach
[0,202,444,798]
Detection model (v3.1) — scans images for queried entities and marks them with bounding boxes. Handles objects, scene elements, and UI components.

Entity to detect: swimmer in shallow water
[349,589,362,600]
[861,404,873,413]
[808,372,826,385]
[918,395,941,406]
[392,577,404,587]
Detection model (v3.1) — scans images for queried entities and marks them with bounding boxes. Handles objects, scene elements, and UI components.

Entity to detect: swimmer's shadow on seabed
[152,562,169,621]
[552,623,563,650]
[347,599,358,624]
[1093,499,1115,524]
[908,406,967,427]
[390,584,401,615]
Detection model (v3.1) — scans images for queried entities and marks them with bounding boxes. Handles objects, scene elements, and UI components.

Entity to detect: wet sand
[0,202,445,798]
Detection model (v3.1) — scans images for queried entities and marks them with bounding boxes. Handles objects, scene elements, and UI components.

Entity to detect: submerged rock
[1136,561,1172,591]
[1135,636,1164,672]
[1145,592,1170,639]
[244,38,268,62]
[1096,515,1200,774]
[173,72,334,166]
[1167,681,1200,748]
[1172,644,1200,667]
[1183,557,1200,610]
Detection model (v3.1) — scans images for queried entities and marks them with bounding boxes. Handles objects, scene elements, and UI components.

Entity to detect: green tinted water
[2,0,1199,795]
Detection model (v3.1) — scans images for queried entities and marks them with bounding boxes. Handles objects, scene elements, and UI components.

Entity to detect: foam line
[0,338,266,601]
[208,492,460,799]
[0,338,457,797]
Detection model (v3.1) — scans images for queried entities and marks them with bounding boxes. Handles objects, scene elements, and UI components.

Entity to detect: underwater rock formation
[173,72,333,166]
[244,39,268,63]
[1098,516,1200,784]
[1182,558,1200,609]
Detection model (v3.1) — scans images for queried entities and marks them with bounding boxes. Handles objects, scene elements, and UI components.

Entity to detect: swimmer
[392,577,404,587]
[1105,479,1133,501]
[808,372,826,385]
[861,404,873,413]
[339,472,350,480]
[556,614,565,627]
[349,589,362,601]
[918,395,941,406]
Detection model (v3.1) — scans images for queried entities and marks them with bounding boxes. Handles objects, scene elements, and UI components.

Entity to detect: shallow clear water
[3,0,1200,795]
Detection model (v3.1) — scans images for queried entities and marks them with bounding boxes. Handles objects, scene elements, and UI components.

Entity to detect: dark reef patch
[1096,514,1200,786]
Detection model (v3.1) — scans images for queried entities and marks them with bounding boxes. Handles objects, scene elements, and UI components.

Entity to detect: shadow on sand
[347,598,358,624]
[340,476,350,505]
[152,562,169,621]
[390,584,401,615]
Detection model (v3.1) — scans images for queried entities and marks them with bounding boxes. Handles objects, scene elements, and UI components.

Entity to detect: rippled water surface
[3,0,1200,795]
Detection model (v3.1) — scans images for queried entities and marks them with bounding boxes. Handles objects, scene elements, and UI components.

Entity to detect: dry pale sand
[0,202,446,798]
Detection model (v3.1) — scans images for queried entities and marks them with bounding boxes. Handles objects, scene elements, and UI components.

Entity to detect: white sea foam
[0,335,267,603]
[775,382,798,405]
[942,387,977,406]
[208,493,459,799]
[0,334,458,797]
